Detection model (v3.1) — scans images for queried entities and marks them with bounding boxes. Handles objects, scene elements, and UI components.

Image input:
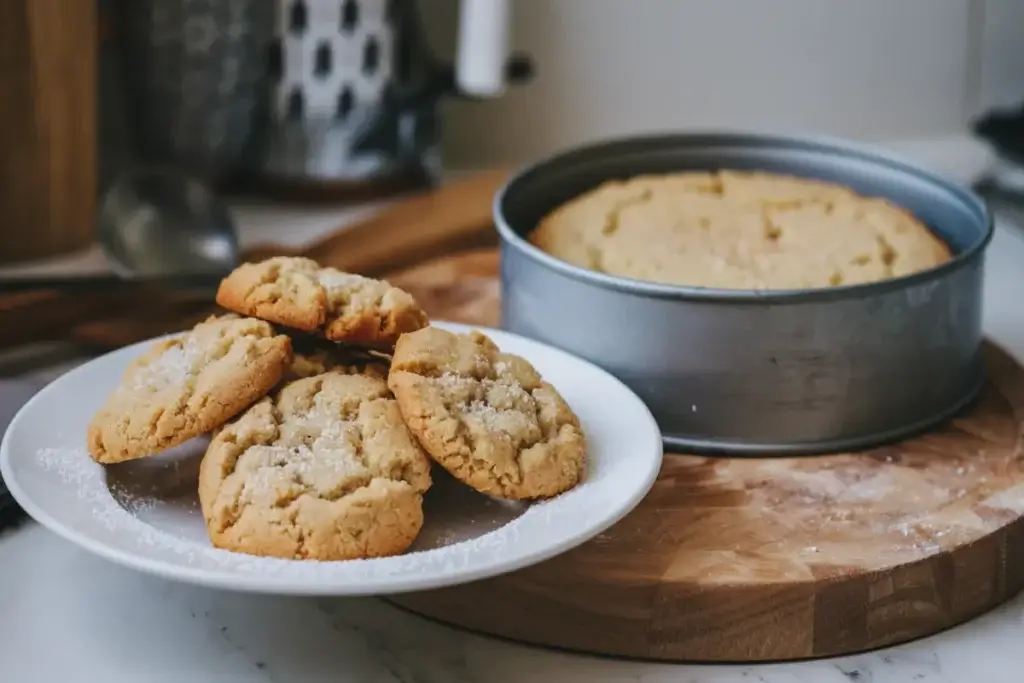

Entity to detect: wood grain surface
[383,248,1024,663]
[0,0,96,263]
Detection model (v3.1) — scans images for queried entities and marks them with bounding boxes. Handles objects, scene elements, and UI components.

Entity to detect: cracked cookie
[528,170,952,290]
[215,256,429,347]
[87,314,293,465]
[198,371,432,560]
[286,338,390,383]
[387,326,586,501]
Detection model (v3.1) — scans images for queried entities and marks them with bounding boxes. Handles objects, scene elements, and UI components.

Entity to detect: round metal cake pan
[494,132,994,455]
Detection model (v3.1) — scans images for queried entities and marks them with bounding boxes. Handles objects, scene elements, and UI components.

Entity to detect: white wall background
[420,0,1024,168]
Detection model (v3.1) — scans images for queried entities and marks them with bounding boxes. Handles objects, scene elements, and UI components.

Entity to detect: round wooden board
[387,248,1024,663]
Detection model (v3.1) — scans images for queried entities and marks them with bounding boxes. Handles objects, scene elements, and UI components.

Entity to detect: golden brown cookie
[388,326,586,501]
[528,169,952,290]
[215,256,429,347]
[198,372,432,561]
[87,314,293,465]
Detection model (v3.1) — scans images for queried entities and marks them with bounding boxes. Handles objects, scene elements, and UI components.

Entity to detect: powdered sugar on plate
[3,321,662,595]
[33,442,611,581]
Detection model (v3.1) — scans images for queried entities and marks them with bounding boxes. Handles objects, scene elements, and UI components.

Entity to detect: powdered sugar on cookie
[389,326,587,500]
[131,338,202,392]
[198,372,432,561]
[87,315,293,465]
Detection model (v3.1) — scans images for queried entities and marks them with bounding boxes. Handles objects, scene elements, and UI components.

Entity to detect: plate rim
[0,321,663,596]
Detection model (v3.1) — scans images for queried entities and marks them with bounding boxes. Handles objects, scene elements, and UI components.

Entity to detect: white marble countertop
[3,135,1024,683]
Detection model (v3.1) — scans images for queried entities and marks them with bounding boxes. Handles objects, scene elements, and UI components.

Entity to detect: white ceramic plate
[0,321,662,596]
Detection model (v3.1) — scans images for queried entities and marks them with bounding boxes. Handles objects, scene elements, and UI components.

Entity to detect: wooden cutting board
[385,248,1024,663]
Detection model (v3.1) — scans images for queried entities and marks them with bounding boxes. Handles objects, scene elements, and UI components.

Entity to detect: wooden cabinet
[0,0,97,264]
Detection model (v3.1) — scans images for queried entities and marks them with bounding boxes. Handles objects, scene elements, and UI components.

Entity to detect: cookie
[286,338,390,382]
[198,372,432,560]
[528,169,952,291]
[287,350,388,382]
[215,256,429,347]
[87,314,293,465]
[387,326,586,500]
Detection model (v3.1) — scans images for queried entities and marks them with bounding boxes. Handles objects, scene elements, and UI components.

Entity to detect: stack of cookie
[85,256,587,562]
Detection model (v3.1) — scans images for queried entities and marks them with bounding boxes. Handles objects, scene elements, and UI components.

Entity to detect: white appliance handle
[454,0,511,98]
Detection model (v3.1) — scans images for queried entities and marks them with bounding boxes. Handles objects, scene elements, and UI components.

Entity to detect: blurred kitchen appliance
[974,102,1024,197]
[255,0,529,199]
[113,0,531,200]
[115,0,274,185]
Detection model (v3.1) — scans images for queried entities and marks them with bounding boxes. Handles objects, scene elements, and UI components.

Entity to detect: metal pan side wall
[495,132,993,455]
